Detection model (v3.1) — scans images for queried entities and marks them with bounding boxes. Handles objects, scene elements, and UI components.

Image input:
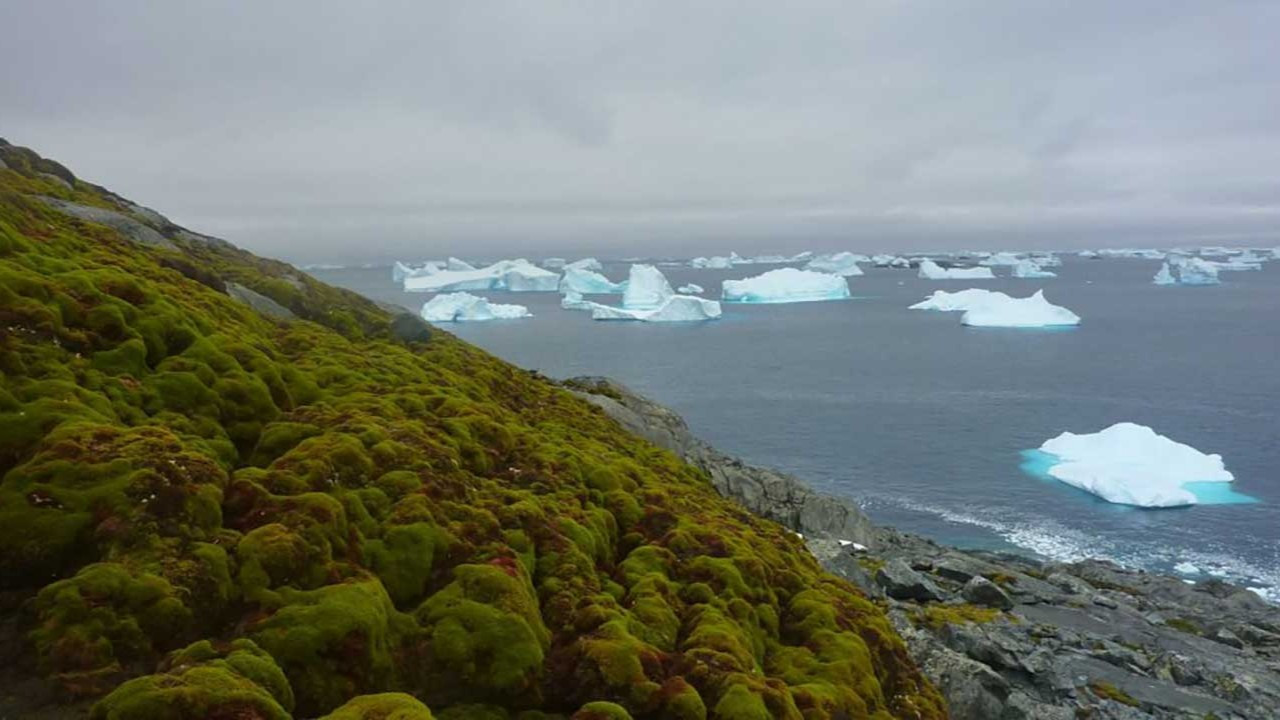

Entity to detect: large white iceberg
[590,295,722,322]
[804,252,866,276]
[960,290,1080,327]
[446,257,476,271]
[420,292,531,322]
[1011,259,1057,278]
[721,268,850,303]
[403,259,560,293]
[909,288,1003,312]
[1038,422,1235,507]
[622,264,676,309]
[917,259,996,280]
[392,260,442,283]
[559,266,626,294]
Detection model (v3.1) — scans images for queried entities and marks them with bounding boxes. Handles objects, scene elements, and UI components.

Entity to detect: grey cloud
[2,0,1278,263]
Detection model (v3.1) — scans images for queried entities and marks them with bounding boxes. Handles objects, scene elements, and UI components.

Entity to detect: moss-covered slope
[0,140,944,719]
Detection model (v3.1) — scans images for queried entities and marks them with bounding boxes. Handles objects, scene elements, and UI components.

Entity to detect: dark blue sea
[310,257,1280,601]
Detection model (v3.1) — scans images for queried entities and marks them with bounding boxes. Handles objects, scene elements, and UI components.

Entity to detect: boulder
[876,559,945,602]
[962,576,1013,610]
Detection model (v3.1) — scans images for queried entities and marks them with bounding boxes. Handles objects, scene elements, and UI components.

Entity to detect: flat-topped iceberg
[872,254,911,268]
[721,268,850,303]
[392,260,442,282]
[961,290,1079,327]
[690,255,734,269]
[1098,248,1167,259]
[1036,422,1238,507]
[565,257,604,272]
[622,264,676,309]
[677,283,704,294]
[804,252,865,276]
[1011,259,1057,278]
[559,266,626,294]
[909,288,1003,312]
[590,294,722,322]
[403,258,560,293]
[420,292,531,322]
[917,259,996,280]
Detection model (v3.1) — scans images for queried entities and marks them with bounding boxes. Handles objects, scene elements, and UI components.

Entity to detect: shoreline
[566,375,1280,719]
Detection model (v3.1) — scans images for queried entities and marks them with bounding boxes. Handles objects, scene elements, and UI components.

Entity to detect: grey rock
[876,559,945,602]
[37,196,175,249]
[963,576,1014,610]
[1208,627,1244,649]
[0,155,8,170]
[38,172,73,190]
[1093,593,1120,609]
[226,282,296,321]
[1001,691,1074,720]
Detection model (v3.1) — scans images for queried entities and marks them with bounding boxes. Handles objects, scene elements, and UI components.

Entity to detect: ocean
[309,256,1280,601]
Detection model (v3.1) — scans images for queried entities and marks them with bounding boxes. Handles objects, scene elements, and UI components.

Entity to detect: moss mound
[0,143,944,718]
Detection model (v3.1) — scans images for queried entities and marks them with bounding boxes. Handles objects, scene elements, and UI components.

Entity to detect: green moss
[571,701,634,719]
[1165,616,1202,635]
[912,603,1002,630]
[1089,680,1140,707]
[0,142,945,720]
[320,692,435,719]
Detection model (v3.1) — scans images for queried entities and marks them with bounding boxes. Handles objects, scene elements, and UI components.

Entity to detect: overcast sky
[3,1,1279,263]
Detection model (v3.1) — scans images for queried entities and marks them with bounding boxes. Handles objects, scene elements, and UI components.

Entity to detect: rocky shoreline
[567,376,1280,720]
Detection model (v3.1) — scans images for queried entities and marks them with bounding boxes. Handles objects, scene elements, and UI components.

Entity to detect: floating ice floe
[677,283,704,294]
[392,260,442,283]
[872,254,911,268]
[979,252,1022,267]
[1034,422,1243,507]
[565,258,604,272]
[590,295,722,322]
[917,259,996,280]
[909,288,1003,312]
[1011,259,1057,278]
[1155,256,1220,286]
[960,290,1079,327]
[1077,250,1101,259]
[804,251,866,276]
[420,292,531,322]
[403,259,560,293]
[559,266,627,294]
[690,255,734,269]
[722,268,850,303]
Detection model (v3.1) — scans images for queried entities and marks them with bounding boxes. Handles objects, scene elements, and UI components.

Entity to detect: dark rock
[389,312,432,344]
[876,559,945,602]
[159,256,226,293]
[1207,627,1244,649]
[962,576,1013,610]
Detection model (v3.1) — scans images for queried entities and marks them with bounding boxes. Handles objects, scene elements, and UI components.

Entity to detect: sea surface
[310,257,1280,601]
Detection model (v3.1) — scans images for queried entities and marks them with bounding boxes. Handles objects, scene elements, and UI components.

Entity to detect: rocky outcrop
[571,377,1280,719]
[226,282,297,321]
[37,195,176,249]
[565,376,876,545]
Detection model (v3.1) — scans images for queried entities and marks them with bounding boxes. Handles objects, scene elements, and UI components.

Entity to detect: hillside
[0,141,944,719]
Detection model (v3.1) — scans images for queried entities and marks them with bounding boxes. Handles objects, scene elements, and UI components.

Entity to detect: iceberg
[804,252,865,276]
[677,283,704,294]
[1154,256,1220,286]
[1098,248,1167,259]
[690,255,734,269]
[565,258,604,272]
[1208,257,1262,272]
[960,290,1080,327]
[420,292,531,322]
[622,264,676,309]
[403,259,560,293]
[560,290,593,310]
[542,257,567,270]
[1028,253,1061,268]
[590,294,722,322]
[721,268,850,303]
[1011,259,1057,278]
[917,259,996,280]
[1036,422,1237,507]
[870,254,911,268]
[446,257,476,271]
[979,252,1022,267]
[559,266,627,294]
[392,260,442,283]
[909,288,1003,312]
[1077,250,1101,259]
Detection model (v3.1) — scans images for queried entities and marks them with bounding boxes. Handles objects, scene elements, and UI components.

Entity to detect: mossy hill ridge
[0,139,944,720]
